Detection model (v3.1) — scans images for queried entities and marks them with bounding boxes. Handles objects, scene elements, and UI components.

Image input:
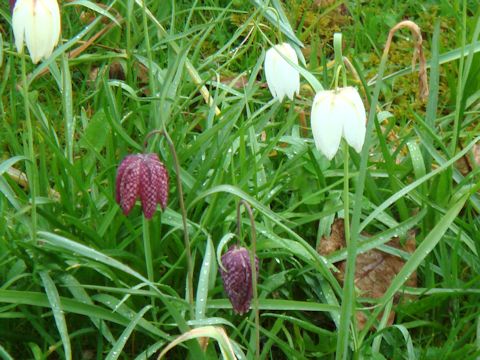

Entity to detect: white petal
[264,43,300,102]
[29,0,53,63]
[311,90,343,160]
[340,87,367,153]
[44,0,61,48]
[277,43,300,100]
[16,0,60,63]
[264,48,283,101]
[12,0,32,54]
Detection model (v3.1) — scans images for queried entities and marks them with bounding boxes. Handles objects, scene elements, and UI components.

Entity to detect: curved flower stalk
[142,129,195,318]
[311,86,367,160]
[219,200,260,357]
[264,43,300,101]
[12,0,61,64]
[116,153,169,219]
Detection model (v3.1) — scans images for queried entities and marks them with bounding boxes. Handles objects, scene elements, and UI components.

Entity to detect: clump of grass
[0,0,479,359]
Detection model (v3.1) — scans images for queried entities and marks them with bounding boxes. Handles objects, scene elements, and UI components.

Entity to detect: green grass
[1,0,480,359]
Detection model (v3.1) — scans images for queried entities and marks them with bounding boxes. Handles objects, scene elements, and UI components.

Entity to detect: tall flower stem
[142,217,154,282]
[144,130,194,319]
[333,32,359,358]
[236,200,260,359]
[142,216,157,319]
[342,141,351,252]
[20,54,37,242]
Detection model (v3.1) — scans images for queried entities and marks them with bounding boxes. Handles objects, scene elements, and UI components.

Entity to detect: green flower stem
[336,22,407,357]
[139,0,160,130]
[237,200,260,359]
[333,31,360,359]
[21,54,37,242]
[168,133,194,320]
[142,217,156,315]
[145,130,195,319]
[342,141,351,266]
[337,138,356,358]
[333,33,347,89]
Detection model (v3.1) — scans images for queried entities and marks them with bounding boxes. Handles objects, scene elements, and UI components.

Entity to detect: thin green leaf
[65,0,120,26]
[207,299,339,312]
[39,271,72,360]
[105,305,152,360]
[360,136,479,232]
[0,156,27,176]
[195,237,215,320]
[157,326,236,360]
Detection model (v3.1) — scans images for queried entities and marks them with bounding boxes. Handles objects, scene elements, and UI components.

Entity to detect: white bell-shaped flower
[12,0,61,64]
[311,87,366,160]
[264,43,300,102]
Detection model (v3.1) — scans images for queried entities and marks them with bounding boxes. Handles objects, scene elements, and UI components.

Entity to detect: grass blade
[39,271,72,360]
[105,305,152,360]
[195,236,215,320]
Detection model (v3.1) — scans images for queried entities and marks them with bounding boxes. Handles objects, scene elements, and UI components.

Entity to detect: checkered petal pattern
[116,153,169,219]
[220,245,259,315]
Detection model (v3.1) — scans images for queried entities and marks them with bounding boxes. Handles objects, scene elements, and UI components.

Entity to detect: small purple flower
[220,245,259,315]
[115,153,169,219]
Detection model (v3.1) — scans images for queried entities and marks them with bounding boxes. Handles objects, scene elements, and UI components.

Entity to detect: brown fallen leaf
[88,61,150,95]
[474,143,480,166]
[456,155,471,176]
[6,167,60,201]
[455,142,480,176]
[317,218,416,329]
[219,75,251,90]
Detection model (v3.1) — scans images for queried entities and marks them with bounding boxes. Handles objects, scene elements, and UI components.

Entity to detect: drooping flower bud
[12,0,61,64]
[264,43,300,102]
[115,153,169,219]
[311,86,367,160]
[220,245,259,315]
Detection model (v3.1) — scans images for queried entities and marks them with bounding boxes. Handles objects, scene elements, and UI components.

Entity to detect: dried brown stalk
[383,20,429,101]
[6,167,60,201]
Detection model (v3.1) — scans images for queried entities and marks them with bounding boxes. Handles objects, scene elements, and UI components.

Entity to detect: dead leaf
[108,62,126,81]
[456,155,471,176]
[317,218,345,255]
[88,61,150,95]
[455,142,480,176]
[199,337,209,352]
[219,75,251,89]
[473,143,480,166]
[318,218,416,329]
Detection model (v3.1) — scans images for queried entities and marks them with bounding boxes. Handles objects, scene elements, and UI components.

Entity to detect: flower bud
[115,153,169,219]
[311,86,366,159]
[12,0,61,64]
[264,43,300,102]
[220,245,259,315]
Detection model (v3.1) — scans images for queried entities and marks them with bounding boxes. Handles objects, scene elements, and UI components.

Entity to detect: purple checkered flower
[220,245,259,315]
[115,153,169,219]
